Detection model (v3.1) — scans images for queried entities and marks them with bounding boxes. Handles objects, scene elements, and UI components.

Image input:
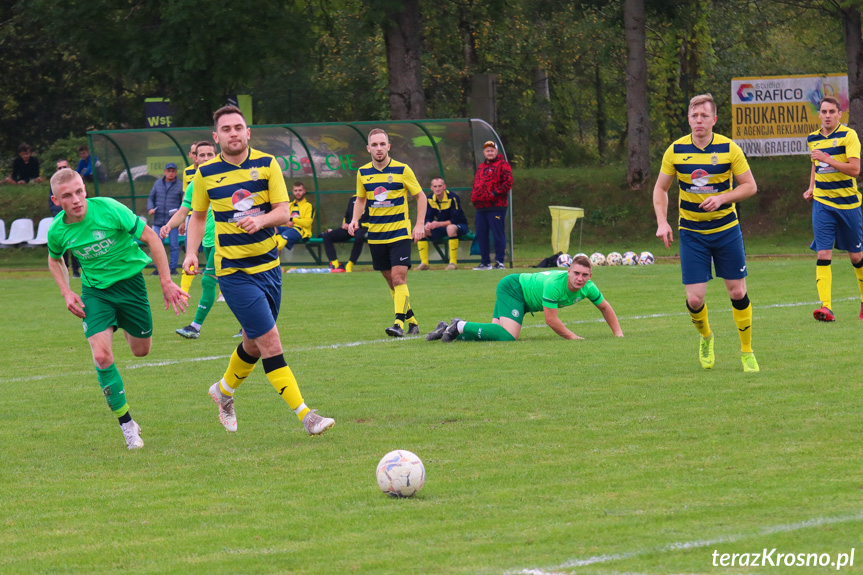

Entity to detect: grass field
[3,258,863,574]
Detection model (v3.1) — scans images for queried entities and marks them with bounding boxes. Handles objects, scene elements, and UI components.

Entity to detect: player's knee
[92,350,114,369]
[131,342,151,357]
[447,224,457,236]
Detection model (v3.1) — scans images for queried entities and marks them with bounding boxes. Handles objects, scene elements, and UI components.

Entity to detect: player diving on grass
[426,254,623,342]
[47,169,188,449]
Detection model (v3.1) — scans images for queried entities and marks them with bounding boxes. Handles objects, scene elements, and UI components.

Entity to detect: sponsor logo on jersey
[231,189,256,211]
[93,230,105,240]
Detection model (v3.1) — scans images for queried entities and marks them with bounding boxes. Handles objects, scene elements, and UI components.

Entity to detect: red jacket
[471,155,513,209]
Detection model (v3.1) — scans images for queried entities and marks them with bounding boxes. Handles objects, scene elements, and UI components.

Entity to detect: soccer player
[274,182,315,253]
[803,96,863,322]
[160,140,219,339]
[183,105,334,436]
[653,93,760,373]
[47,169,188,449]
[183,142,198,188]
[348,129,428,337]
[426,255,623,342]
[416,177,470,270]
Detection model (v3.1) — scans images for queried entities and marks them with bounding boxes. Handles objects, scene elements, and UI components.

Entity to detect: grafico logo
[737,82,804,103]
[737,83,755,102]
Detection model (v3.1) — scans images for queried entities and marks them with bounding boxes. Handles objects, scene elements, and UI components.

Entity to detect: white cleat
[302,410,335,436]
[208,382,238,432]
[121,419,144,449]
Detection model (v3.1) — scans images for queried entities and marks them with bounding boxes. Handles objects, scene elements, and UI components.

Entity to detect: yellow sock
[394,284,409,329]
[220,344,258,395]
[262,355,309,421]
[816,261,832,309]
[180,268,195,297]
[418,241,429,265]
[687,302,711,338]
[330,259,340,268]
[345,261,354,273]
[275,234,287,251]
[448,238,459,264]
[853,261,863,301]
[731,298,753,353]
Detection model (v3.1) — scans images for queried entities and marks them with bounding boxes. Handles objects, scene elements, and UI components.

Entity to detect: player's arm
[412,190,428,242]
[653,171,675,248]
[596,300,624,337]
[543,306,583,340]
[236,201,290,233]
[348,195,367,235]
[139,225,188,315]
[812,149,861,177]
[48,255,86,319]
[183,209,206,274]
[699,169,757,212]
[804,164,816,202]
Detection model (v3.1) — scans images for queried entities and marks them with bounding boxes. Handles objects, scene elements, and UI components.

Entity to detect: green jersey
[47,197,150,289]
[182,181,215,248]
[518,270,603,312]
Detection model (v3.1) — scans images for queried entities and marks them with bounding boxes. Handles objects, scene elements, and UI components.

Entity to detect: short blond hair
[50,168,83,194]
[367,128,389,143]
[689,93,716,116]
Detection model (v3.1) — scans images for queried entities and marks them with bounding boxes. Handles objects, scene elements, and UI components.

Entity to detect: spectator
[4,144,42,184]
[75,145,99,183]
[322,195,369,273]
[48,159,81,278]
[147,162,184,275]
[470,140,512,270]
[275,182,315,253]
[417,177,470,270]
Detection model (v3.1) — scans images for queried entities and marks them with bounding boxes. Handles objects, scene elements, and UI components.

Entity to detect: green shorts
[81,273,153,339]
[203,244,216,279]
[492,274,527,325]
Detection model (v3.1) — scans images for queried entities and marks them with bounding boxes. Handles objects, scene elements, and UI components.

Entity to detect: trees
[624,0,650,188]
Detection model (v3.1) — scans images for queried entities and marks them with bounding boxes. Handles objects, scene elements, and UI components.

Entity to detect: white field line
[2,296,856,385]
[512,511,863,574]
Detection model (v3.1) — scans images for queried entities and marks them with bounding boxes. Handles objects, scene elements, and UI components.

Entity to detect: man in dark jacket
[471,140,513,270]
[147,162,183,275]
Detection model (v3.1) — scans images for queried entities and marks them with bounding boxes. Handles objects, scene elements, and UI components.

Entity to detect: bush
[39,135,88,177]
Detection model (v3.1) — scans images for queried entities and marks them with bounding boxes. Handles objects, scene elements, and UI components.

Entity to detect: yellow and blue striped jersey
[356,159,422,244]
[288,198,315,240]
[192,147,289,276]
[660,133,750,235]
[807,124,861,210]
[183,165,197,188]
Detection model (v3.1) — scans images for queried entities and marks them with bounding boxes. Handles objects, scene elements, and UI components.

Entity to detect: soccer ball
[376,450,425,497]
[639,251,655,265]
[606,251,623,266]
[573,253,588,262]
[622,251,638,266]
[589,252,606,266]
[556,253,573,268]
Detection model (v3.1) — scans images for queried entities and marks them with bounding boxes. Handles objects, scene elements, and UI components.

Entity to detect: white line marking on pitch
[2,297,857,384]
[511,511,863,574]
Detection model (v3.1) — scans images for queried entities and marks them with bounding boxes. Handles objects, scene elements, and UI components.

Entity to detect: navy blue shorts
[218,267,282,339]
[810,201,863,253]
[429,224,470,242]
[679,226,747,285]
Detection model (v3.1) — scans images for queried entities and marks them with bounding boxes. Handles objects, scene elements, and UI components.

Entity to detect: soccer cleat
[446,263,457,270]
[699,333,715,369]
[303,409,335,436]
[216,293,226,302]
[120,420,144,449]
[426,320,448,341]
[493,262,506,269]
[416,263,430,271]
[329,265,345,273]
[741,352,760,373]
[407,324,420,336]
[233,328,243,338]
[813,306,835,322]
[441,318,463,343]
[208,382,237,432]
[473,264,492,270]
[176,324,200,339]
[385,324,404,337]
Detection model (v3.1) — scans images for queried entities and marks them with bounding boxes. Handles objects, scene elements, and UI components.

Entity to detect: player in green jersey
[47,169,188,450]
[427,254,623,342]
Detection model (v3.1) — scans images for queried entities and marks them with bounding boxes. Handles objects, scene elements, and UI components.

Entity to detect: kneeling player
[426,254,623,342]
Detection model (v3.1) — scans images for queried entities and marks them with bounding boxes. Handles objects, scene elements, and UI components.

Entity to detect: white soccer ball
[376,450,425,498]
[622,251,638,266]
[573,253,588,262]
[556,253,573,268]
[639,251,655,265]
[589,252,606,266]
[606,251,623,266]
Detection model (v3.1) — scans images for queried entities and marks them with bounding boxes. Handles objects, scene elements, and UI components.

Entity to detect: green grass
[2,259,863,574]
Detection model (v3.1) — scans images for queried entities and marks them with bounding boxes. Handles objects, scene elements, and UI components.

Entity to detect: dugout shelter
[86,119,513,267]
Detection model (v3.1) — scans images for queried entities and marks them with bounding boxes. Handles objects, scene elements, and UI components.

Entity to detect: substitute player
[161,140,219,339]
[803,96,863,322]
[426,255,623,342]
[348,129,428,337]
[47,169,188,449]
[654,93,760,373]
[184,105,334,436]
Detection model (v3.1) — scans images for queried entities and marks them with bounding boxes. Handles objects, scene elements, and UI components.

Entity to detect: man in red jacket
[471,140,513,269]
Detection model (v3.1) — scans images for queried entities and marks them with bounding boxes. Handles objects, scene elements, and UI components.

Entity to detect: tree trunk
[383,0,426,120]
[534,67,551,122]
[624,0,650,189]
[595,63,606,158]
[458,5,477,118]
[842,6,863,132]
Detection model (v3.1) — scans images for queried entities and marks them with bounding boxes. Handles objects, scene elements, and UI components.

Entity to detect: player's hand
[412,223,425,243]
[182,254,199,275]
[178,221,186,235]
[656,221,674,248]
[812,149,829,163]
[341,223,349,230]
[159,225,170,239]
[161,280,189,316]
[347,220,359,236]
[236,216,262,234]
[64,292,86,319]
[698,195,723,212]
[803,189,814,202]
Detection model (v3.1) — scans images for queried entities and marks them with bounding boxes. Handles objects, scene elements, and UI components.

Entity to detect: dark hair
[820,96,842,112]
[18,144,31,153]
[196,140,215,150]
[213,105,246,128]
[292,181,305,188]
[77,144,89,153]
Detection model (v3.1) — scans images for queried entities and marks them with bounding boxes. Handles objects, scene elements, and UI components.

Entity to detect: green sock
[193,270,218,326]
[461,322,516,341]
[95,363,129,417]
